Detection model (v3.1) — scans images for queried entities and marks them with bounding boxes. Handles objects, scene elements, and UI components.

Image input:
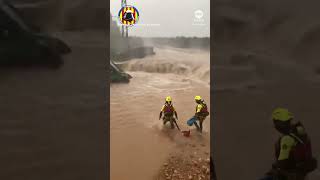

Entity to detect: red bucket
[181,130,191,137]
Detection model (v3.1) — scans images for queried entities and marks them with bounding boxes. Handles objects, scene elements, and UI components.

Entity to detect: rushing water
[110,47,210,180]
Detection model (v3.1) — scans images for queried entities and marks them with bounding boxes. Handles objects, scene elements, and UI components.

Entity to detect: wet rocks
[192,160,198,166]
[205,168,210,174]
[159,140,210,180]
[205,158,210,164]
[160,154,210,180]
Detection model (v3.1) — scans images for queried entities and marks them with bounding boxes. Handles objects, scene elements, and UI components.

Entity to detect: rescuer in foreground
[260,108,317,180]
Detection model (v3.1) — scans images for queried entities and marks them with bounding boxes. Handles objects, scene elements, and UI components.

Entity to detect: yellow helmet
[165,96,172,102]
[195,96,202,101]
[272,108,294,122]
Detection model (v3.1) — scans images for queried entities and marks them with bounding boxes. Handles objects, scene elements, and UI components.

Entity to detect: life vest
[196,102,209,116]
[290,134,312,162]
[290,133,317,173]
[200,103,208,113]
[162,104,174,115]
[275,131,317,173]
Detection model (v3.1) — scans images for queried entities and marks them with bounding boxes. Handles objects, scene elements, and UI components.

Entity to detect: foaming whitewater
[119,48,210,85]
[110,47,210,180]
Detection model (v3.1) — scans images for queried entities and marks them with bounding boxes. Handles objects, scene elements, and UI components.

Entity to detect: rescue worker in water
[193,95,209,133]
[159,96,178,129]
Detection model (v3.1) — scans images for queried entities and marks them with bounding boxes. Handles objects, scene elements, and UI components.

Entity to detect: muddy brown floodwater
[110,47,210,180]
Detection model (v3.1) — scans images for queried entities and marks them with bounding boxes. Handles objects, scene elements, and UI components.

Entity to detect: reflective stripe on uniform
[161,104,175,112]
[278,135,297,160]
[196,104,203,113]
[161,105,165,112]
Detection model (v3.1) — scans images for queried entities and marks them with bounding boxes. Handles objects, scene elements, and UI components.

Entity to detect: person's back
[193,96,209,133]
[289,122,316,175]
[268,108,317,180]
[195,100,209,117]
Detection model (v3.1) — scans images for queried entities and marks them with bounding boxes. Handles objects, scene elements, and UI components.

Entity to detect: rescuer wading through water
[159,96,178,129]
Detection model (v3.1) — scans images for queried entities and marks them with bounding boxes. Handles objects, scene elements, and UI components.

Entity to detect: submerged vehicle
[0,0,71,68]
[110,59,132,83]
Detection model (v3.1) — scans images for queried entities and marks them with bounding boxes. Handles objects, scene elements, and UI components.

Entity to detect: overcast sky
[110,0,210,37]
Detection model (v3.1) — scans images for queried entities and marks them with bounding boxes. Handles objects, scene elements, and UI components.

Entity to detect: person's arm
[174,111,178,120]
[171,106,178,120]
[159,105,164,120]
[195,104,202,117]
[273,136,295,170]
